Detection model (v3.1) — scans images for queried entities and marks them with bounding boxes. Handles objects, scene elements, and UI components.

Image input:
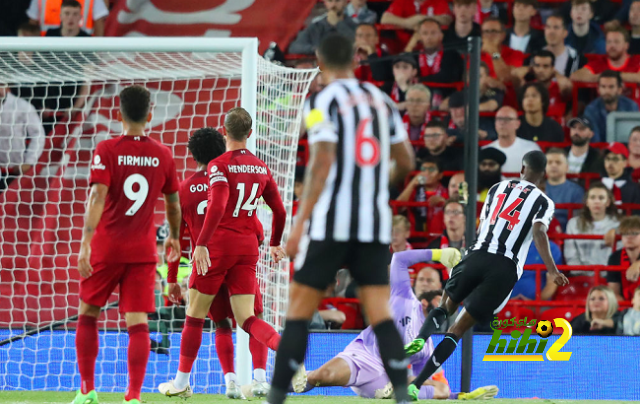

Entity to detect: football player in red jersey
[160,108,288,397]
[73,85,182,404]
[159,128,270,399]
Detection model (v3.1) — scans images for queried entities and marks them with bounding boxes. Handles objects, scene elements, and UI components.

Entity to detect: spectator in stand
[381,54,419,112]
[602,142,640,206]
[537,14,587,77]
[443,0,481,46]
[628,127,640,175]
[391,215,413,253]
[512,50,572,118]
[288,0,357,55]
[516,82,565,142]
[404,18,464,85]
[617,286,640,334]
[354,23,389,82]
[417,120,463,172]
[447,172,465,202]
[27,0,107,36]
[608,216,640,301]
[427,199,466,251]
[565,0,606,55]
[511,241,563,301]
[608,0,639,27]
[397,156,448,234]
[480,17,525,83]
[0,83,46,192]
[413,267,443,296]
[571,286,620,335]
[477,147,506,202]
[545,148,586,231]
[381,0,452,46]
[442,62,503,113]
[402,83,432,143]
[562,0,618,26]
[483,106,541,173]
[583,71,640,142]
[565,117,603,174]
[476,0,508,25]
[504,0,545,54]
[346,0,377,24]
[565,182,620,270]
[620,0,640,55]
[43,0,89,37]
[446,90,497,141]
[571,27,640,83]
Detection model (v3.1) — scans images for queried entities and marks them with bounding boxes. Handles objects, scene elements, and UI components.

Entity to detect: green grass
[0,392,632,404]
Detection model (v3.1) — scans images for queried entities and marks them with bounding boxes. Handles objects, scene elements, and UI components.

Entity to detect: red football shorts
[189,255,258,296]
[79,262,156,313]
[208,281,264,323]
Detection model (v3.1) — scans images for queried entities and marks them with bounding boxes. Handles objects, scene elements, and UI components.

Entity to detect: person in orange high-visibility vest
[26,0,108,36]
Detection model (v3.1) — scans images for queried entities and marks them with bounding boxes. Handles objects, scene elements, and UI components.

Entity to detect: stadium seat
[555,276,596,302]
[539,307,584,333]
[497,304,536,333]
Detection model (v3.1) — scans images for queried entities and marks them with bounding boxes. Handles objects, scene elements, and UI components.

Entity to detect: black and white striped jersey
[303,78,408,244]
[471,179,555,278]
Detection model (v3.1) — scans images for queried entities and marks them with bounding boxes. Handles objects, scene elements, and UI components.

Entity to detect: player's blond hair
[225,107,253,141]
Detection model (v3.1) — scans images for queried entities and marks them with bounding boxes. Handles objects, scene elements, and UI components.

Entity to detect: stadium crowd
[4,0,640,337]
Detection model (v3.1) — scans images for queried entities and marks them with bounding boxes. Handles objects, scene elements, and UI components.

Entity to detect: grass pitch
[0,392,633,404]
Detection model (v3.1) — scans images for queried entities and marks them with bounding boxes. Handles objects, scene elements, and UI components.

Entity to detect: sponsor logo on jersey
[483,317,572,362]
[227,165,267,175]
[117,155,160,167]
[91,154,106,170]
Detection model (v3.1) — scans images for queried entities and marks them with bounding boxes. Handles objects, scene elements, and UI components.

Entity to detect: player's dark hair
[577,182,619,232]
[418,289,443,304]
[224,107,253,141]
[519,81,550,114]
[317,34,354,70]
[599,70,623,87]
[188,127,226,166]
[482,16,505,30]
[534,49,556,67]
[522,150,547,174]
[119,85,150,124]
[61,0,82,9]
[425,119,447,132]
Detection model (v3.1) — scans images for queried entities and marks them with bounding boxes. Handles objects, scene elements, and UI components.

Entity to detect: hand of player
[270,246,286,263]
[164,237,182,263]
[77,241,93,278]
[285,222,304,259]
[193,246,211,275]
[167,282,182,304]
[549,270,569,287]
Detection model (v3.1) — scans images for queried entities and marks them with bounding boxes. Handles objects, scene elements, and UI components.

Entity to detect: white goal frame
[0,36,291,388]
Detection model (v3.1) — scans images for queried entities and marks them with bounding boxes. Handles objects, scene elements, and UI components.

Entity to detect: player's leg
[249,287,269,397]
[120,263,158,403]
[227,256,281,352]
[266,240,347,404]
[306,356,352,388]
[349,243,411,404]
[73,263,122,404]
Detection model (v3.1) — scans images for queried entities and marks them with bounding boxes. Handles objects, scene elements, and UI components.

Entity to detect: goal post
[0,37,317,392]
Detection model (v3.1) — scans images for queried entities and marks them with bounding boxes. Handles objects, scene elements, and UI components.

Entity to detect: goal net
[0,38,317,393]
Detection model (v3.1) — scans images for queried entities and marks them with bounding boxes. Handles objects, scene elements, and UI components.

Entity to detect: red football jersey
[197,149,286,256]
[547,80,566,118]
[386,0,451,45]
[481,46,525,78]
[88,135,179,264]
[585,55,640,75]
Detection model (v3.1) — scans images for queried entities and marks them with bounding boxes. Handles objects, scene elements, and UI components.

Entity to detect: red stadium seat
[539,307,584,333]
[555,276,596,302]
[496,304,536,333]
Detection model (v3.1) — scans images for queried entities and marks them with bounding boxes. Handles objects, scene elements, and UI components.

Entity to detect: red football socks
[178,316,205,373]
[215,327,235,375]
[76,315,99,394]
[242,316,280,351]
[124,323,150,401]
[249,333,268,371]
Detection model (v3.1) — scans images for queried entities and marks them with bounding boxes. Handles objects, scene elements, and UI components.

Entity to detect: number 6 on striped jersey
[233,182,259,217]
[355,117,380,167]
[123,173,149,216]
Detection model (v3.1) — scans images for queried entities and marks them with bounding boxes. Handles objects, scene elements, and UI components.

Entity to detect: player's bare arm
[194,180,230,275]
[166,218,186,304]
[163,191,182,263]
[285,141,336,258]
[532,222,569,287]
[389,139,415,185]
[78,183,108,279]
[262,177,287,263]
